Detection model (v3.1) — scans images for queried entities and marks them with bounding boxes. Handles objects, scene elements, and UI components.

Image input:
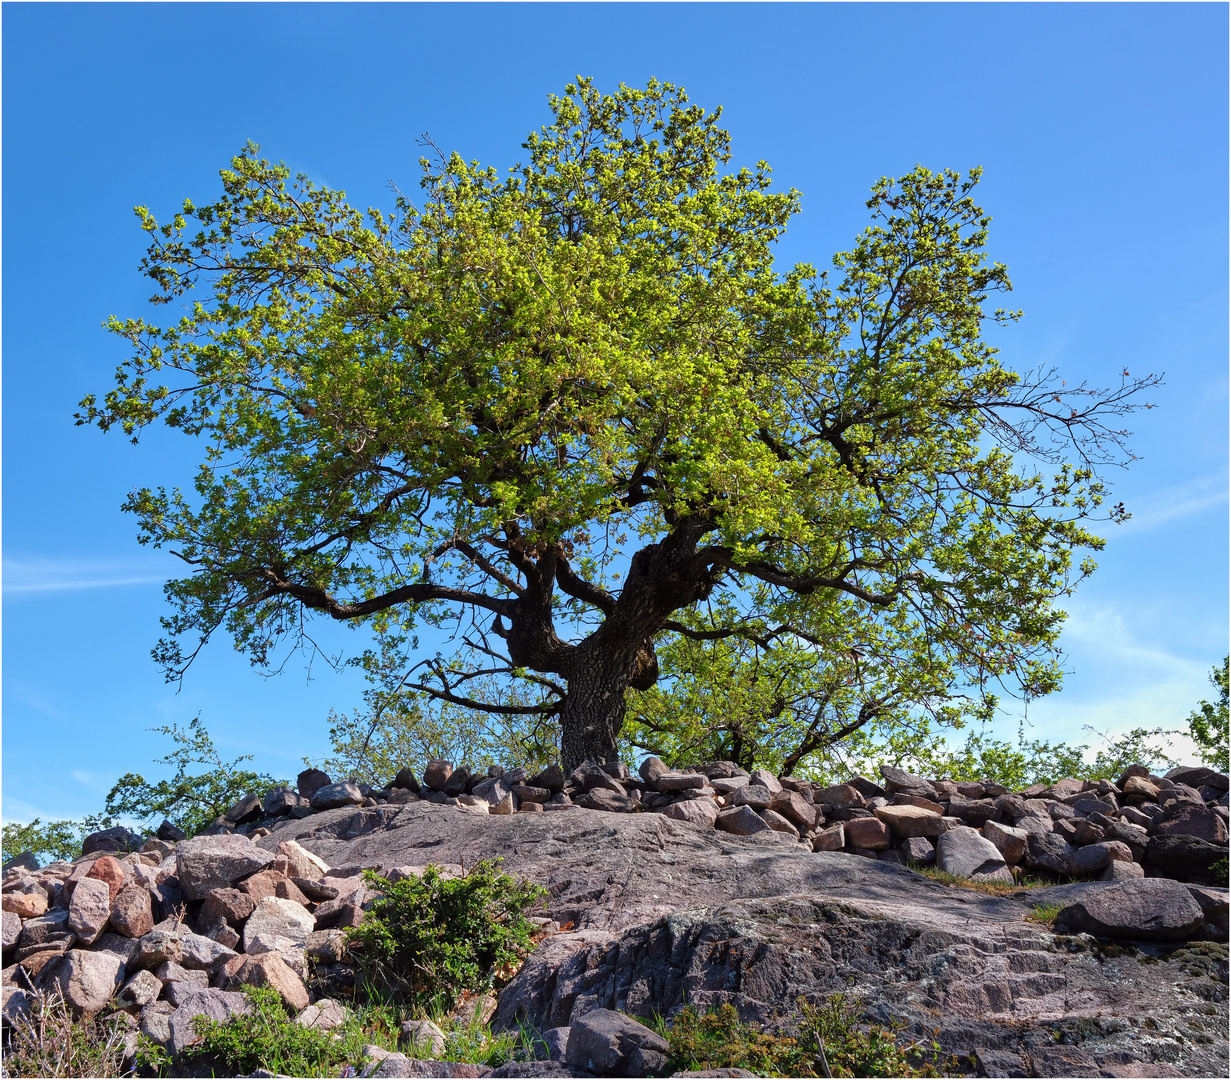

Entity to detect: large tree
[82,79,1156,773]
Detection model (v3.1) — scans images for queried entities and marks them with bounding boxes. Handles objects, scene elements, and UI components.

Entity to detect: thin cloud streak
[1111,472,1228,537]
[2,555,175,596]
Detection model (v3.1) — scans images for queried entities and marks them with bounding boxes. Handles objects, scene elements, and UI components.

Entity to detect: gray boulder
[177,834,276,901]
[80,826,143,857]
[1055,879,1205,940]
[36,947,125,1017]
[715,806,771,836]
[166,987,251,1055]
[565,1007,670,1077]
[1024,831,1074,875]
[243,896,316,953]
[935,826,1012,883]
[661,799,720,828]
[311,781,365,811]
[67,876,112,945]
[297,768,331,801]
[2,909,22,953]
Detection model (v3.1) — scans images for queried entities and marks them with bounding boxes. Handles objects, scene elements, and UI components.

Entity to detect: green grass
[1026,902,1064,927]
[905,861,1057,896]
[647,996,963,1078]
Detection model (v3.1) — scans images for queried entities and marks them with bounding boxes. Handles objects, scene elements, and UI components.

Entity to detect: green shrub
[658,996,960,1078]
[0,989,133,1078]
[173,986,375,1077]
[345,859,547,1013]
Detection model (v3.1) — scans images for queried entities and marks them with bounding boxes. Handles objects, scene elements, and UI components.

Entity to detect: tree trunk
[559,662,629,774]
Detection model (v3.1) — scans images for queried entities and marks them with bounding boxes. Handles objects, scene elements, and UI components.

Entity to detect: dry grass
[1,988,134,1078]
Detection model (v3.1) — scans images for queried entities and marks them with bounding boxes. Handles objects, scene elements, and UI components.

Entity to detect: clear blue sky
[3,2,1227,825]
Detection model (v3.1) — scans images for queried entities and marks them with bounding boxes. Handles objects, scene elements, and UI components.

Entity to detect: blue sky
[3,2,1227,825]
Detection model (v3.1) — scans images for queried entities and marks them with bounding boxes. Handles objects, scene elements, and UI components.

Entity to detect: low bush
[657,996,962,1078]
[345,859,546,1013]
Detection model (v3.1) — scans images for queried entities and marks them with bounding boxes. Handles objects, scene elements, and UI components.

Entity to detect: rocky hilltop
[3,758,1228,1078]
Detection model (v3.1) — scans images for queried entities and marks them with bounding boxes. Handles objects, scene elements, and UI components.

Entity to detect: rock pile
[164,757,1227,888]
[2,756,1227,1077]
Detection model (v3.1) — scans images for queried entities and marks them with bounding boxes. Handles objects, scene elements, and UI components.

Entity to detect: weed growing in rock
[906,862,1056,896]
[0,989,134,1079]
[345,859,547,1013]
[654,996,960,1078]
[1027,902,1064,927]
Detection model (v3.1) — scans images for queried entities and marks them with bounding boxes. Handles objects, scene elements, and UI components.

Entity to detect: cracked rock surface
[261,802,1229,1078]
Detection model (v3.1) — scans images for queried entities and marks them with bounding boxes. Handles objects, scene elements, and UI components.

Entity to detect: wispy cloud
[1111,471,1228,537]
[2,555,176,596]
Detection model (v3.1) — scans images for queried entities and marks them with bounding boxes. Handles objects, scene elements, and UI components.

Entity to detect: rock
[2,986,32,1028]
[980,821,1028,865]
[1145,833,1227,885]
[758,808,799,835]
[166,987,251,1055]
[206,921,241,950]
[565,1007,670,1078]
[511,784,553,804]
[297,997,350,1030]
[1165,766,1229,791]
[85,855,127,901]
[244,896,316,953]
[67,876,112,945]
[576,789,637,813]
[3,851,40,873]
[1156,805,1228,844]
[770,790,819,831]
[815,784,866,810]
[731,785,772,810]
[228,952,310,1012]
[1101,860,1145,881]
[542,1026,571,1061]
[80,826,143,857]
[131,928,184,971]
[311,782,365,810]
[139,999,175,1045]
[118,968,163,1007]
[224,793,265,825]
[1055,879,1205,940]
[177,834,276,901]
[155,820,186,843]
[36,947,125,1017]
[443,766,472,798]
[874,804,943,838]
[661,799,720,828]
[878,766,936,798]
[109,884,154,938]
[401,1018,447,1056]
[178,930,238,972]
[569,764,626,794]
[2,888,47,919]
[655,772,709,793]
[811,824,845,851]
[2,910,21,954]
[948,796,998,826]
[843,817,890,851]
[276,839,330,881]
[639,757,668,786]
[423,760,454,792]
[715,806,771,836]
[935,827,1012,883]
[529,764,567,792]
[201,886,258,926]
[262,786,308,817]
[241,868,291,902]
[15,908,71,950]
[1024,832,1074,875]
[1068,841,1135,877]
[900,836,935,864]
[748,769,782,794]
[297,768,332,801]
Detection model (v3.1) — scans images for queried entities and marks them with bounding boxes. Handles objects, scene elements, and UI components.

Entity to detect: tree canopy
[82,78,1157,772]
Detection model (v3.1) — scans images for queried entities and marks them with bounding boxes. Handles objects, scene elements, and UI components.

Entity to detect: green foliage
[1186,658,1229,773]
[345,860,547,1013]
[173,986,376,1077]
[1,813,117,866]
[1028,902,1064,926]
[83,76,1156,771]
[103,715,281,836]
[658,997,958,1078]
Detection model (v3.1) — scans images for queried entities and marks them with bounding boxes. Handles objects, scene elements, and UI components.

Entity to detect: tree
[1186,657,1229,772]
[104,716,281,835]
[81,79,1158,773]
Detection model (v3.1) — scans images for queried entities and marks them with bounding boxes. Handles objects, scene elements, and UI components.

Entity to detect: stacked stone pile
[168,756,1226,888]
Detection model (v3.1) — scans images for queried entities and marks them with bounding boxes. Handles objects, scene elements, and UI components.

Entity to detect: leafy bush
[0,988,134,1078]
[345,860,546,1013]
[172,986,372,1077]
[658,997,960,1078]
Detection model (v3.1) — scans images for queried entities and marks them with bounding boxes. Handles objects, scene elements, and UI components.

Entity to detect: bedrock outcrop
[257,801,1229,1078]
